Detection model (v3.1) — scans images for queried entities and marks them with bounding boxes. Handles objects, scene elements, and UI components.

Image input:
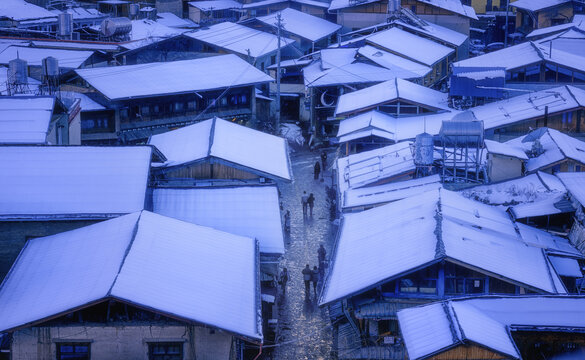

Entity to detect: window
[57,342,90,360]
[149,342,183,360]
[398,265,438,295]
[445,263,487,295]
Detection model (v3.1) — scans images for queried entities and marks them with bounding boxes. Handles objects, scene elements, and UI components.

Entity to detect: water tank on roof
[129,4,140,19]
[42,57,59,77]
[8,58,28,85]
[100,17,132,37]
[388,0,400,12]
[58,12,73,37]
[414,132,434,166]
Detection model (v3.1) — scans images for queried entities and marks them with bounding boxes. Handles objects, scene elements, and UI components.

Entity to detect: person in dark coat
[284,210,291,233]
[301,191,308,217]
[321,150,327,170]
[312,266,319,296]
[302,264,312,298]
[318,244,326,265]
[279,267,289,295]
[307,193,315,217]
[314,160,321,180]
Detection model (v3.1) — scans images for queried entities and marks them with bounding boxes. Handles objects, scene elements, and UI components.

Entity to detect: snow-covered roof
[321,189,572,305]
[509,193,572,219]
[399,296,585,360]
[185,21,295,58]
[0,146,151,219]
[357,46,432,79]
[153,186,284,254]
[337,109,449,144]
[454,38,585,73]
[129,18,185,40]
[303,50,398,87]
[336,141,416,198]
[0,97,54,144]
[0,46,94,69]
[343,174,442,210]
[469,85,585,131]
[50,7,106,20]
[462,172,566,206]
[189,0,242,11]
[0,211,262,341]
[148,117,292,181]
[557,172,585,206]
[416,0,477,19]
[392,20,468,47]
[505,128,585,173]
[0,0,56,21]
[366,27,454,67]
[335,78,450,116]
[526,19,585,39]
[0,67,41,96]
[256,8,340,43]
[511,0,571,12]
[329,0,378,11]
[31,40,120,52]
[75,54,273,101]
[59,91,106,112]
[484,139,529,160]
[267,58,312,69]
[156,12,198,28]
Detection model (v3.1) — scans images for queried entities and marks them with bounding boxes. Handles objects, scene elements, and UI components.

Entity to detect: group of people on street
[302,264,320,299]
[301,191,315,217]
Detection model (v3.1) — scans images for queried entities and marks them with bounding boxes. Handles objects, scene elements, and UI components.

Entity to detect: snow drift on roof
[153,186,284,254]
[75,54,273,100]
[0,211,262,340]
[0,146,151,219]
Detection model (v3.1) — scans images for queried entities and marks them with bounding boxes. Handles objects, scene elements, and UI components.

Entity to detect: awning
[550,256,583,278]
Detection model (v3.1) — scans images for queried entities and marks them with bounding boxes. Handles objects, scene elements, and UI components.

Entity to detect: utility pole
[504,0,510,47]
[275,12,282,135]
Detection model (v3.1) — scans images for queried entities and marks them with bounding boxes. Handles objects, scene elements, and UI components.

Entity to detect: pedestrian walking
[312,266,319,297]
[284,210,291,233]
[321,150,327,170]
[301,191,309,217]
[279,267,289,295]
[318,244,326,265]
[307,193,315,217]
[314,160,321,180]
[302,264,312,298]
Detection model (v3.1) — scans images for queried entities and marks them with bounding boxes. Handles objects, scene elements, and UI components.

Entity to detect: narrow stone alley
[269,146,338,360]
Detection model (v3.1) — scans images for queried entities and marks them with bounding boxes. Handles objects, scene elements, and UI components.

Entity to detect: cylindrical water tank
[129,4,140,19]
[388,0,400,12]
[42,57,59,77]
[8,58,28,84]
[415,132,434,166]
[58,12,73,37]
[100,17,132,37]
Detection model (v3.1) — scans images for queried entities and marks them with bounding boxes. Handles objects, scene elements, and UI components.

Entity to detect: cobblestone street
[270,146,337,360]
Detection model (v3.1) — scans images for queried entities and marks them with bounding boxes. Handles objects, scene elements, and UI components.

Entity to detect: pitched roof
[188,0,242,10]
[0,46,94,69]
[505,128,585,172]
[366,27,454,67]
[321,189,573,305]
[336,109,452,144]
[484,139,529,160]
[0,0,56,21]
[399,296,585,360]
[184,22,295,58]
[148,117,292,181]
[335,78,450,116]
[303,49,398,87]
[75,54,273,100]
[469,85,585,131]
[0,97,54,144]
[0,211,262,341]
[415,0,477,19]
[153,186,285,254]
[0,146,151,219]
[511,0,572,12]
[557,172,585,206]
[256,8,340,43]
[357,45,432,79]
